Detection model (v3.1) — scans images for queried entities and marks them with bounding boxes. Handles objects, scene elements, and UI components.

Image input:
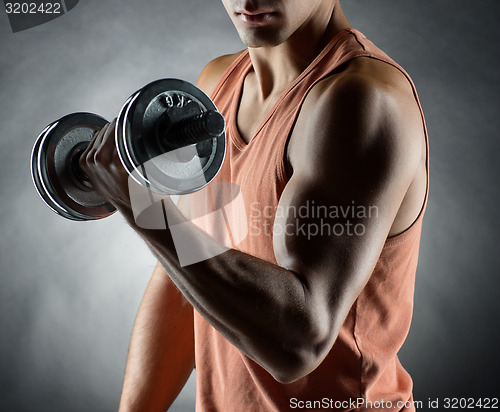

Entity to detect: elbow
[269,325,336,384]
[269,344,328,384]
[270,357,318,384]
[260,289,341,383]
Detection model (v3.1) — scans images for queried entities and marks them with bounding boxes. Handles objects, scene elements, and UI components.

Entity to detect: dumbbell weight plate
[116,79,226,195]
[116,89,141,184]
[31,113,117,221]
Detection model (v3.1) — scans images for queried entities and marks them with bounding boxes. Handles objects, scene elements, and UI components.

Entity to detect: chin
[237,27,288,48]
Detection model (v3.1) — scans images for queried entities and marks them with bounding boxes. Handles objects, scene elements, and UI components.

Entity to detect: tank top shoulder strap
[282,28,430,248]
[326,28,430,247]
[345,29,430,246]
[210,50,251,102]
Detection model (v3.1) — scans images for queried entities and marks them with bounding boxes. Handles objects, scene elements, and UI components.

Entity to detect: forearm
[122,200,325,383]
[118,263,194,412]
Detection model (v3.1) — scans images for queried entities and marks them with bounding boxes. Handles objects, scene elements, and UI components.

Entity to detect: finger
[95,118,117,164]
[92,122,111,154]
[97,118,117,151]
[81,122,109,161]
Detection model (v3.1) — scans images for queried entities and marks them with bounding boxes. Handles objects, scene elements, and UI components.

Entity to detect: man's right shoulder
[196,52,245,97]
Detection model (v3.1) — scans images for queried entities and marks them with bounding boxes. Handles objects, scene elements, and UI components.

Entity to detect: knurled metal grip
[31,79,226,221]
[165,110,225,149]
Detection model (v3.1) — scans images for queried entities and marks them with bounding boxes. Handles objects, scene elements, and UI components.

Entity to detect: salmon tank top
[192,28,429,412]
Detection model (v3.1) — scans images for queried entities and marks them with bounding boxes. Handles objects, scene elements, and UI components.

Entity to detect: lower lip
[238,12,274,23]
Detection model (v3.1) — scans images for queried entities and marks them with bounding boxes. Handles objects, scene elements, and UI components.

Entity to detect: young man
[80,0,428,410]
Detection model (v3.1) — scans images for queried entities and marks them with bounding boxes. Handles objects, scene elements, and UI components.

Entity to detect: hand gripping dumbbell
[31,79,226,221]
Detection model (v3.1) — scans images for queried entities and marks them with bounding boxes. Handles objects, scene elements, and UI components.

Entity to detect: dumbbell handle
[162,110,225,150]
[70,110,224,187]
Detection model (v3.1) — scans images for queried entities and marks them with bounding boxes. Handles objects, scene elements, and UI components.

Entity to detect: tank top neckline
[228,27,356,151]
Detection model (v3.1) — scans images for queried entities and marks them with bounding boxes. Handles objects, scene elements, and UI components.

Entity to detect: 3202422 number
[443,398,498,409]
[5,2,62,14]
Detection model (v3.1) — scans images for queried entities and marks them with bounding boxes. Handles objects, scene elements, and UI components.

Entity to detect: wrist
[114,201,136,225]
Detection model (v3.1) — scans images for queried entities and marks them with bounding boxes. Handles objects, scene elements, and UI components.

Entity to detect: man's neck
[247,3,351,100]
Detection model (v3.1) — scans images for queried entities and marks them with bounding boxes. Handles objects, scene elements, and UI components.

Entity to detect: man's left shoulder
[289,56,425,174]
[299,56,423,148]
[309,56,417,115]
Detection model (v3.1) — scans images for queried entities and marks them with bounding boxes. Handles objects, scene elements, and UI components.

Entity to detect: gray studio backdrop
[1,1,499,411]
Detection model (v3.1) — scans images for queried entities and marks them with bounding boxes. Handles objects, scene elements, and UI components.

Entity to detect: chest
[235,74,286,145]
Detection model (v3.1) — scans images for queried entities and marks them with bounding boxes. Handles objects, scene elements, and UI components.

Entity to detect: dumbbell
[31,79,226,221]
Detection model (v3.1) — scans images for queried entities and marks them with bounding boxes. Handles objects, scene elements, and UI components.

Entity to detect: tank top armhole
[364,56,430,250]
[276,114,297,184]
[276,52,430,250]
